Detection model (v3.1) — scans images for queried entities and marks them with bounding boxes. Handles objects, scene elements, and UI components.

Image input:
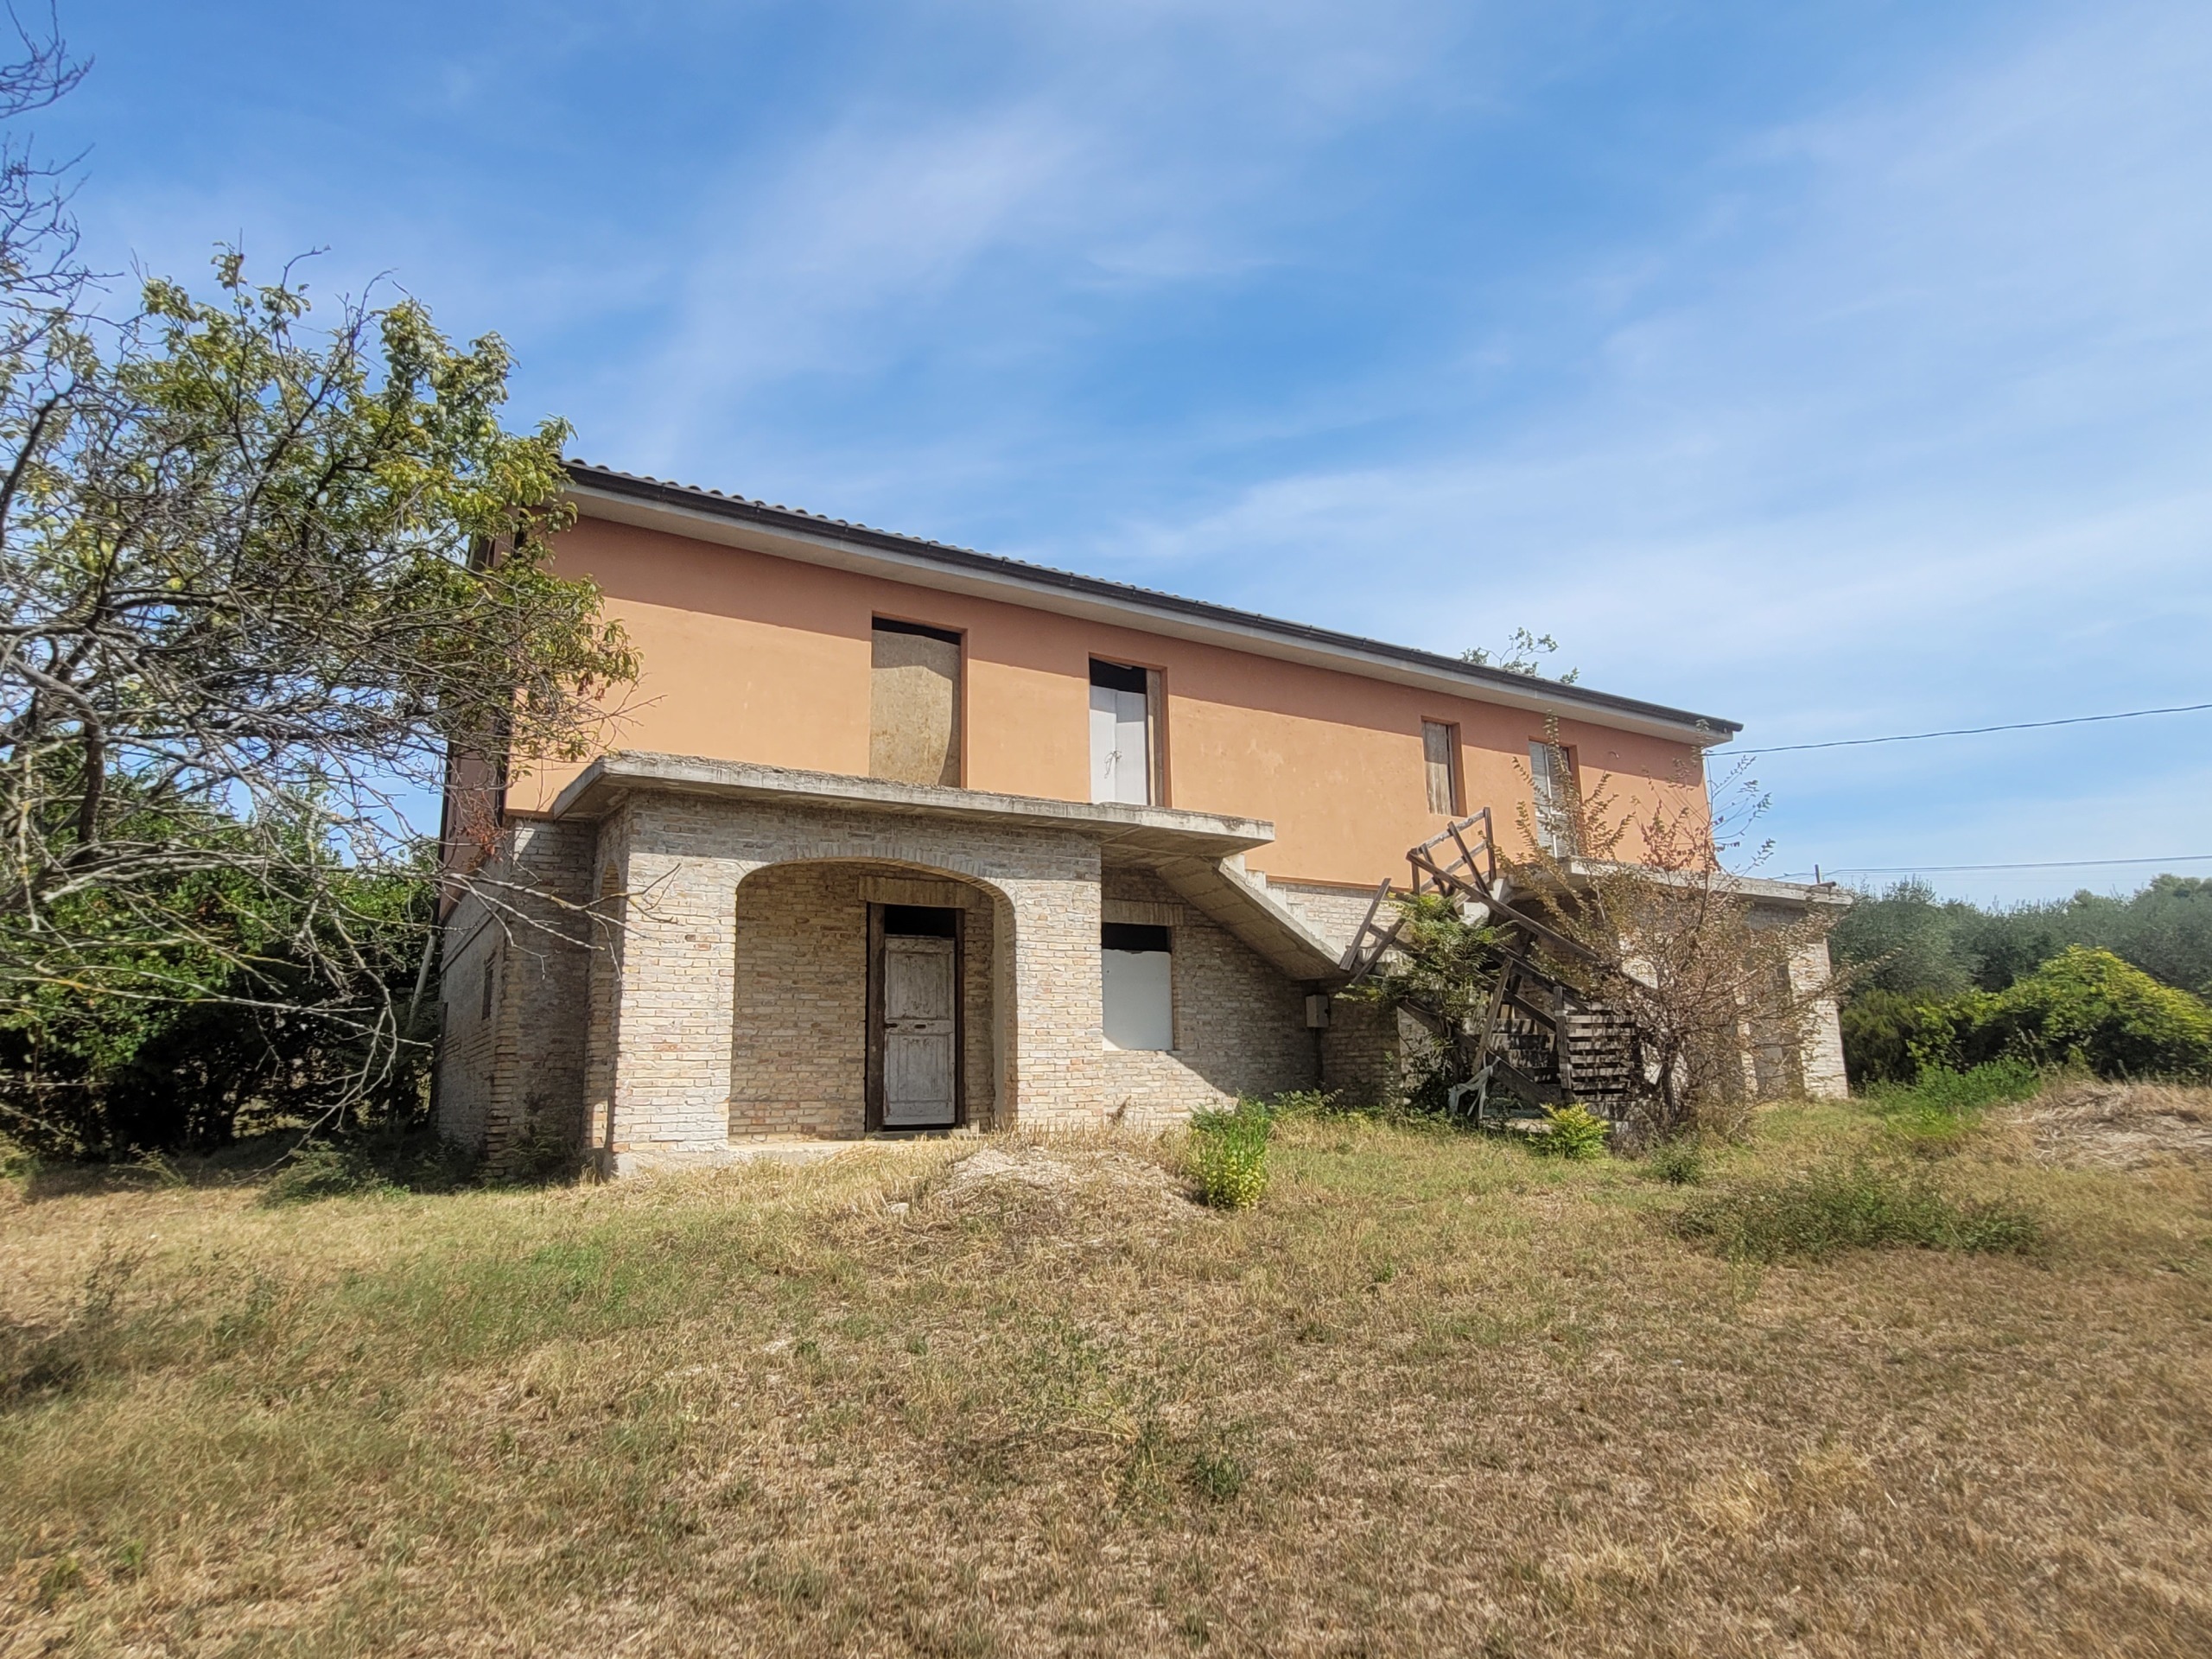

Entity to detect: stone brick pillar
[991,869,1103,1128]
[1791,936,1850,1099]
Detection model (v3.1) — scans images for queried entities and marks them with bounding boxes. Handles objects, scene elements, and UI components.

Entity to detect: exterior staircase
[1338,810,1639,1126]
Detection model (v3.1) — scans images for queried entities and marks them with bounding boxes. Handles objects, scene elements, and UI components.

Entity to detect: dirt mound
[2007,1079,2212,1169]
[931,1142,1191,1216]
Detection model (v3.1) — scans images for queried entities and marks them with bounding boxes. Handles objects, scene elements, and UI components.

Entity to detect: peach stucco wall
[510,517,1712,890]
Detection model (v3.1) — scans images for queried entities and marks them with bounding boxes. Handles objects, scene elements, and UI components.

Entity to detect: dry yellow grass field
[3,1092,2209,1656]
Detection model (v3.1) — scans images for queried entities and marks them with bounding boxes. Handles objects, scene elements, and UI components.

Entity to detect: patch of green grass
[1862,1059,2043,1147]
[1674,1156,2043,1262]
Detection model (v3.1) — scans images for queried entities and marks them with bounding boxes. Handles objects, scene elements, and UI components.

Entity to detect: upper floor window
[1421,720,1461,815]
[1090,659,1160,804]
[871,620,963,787]
[1530,741,1579,855]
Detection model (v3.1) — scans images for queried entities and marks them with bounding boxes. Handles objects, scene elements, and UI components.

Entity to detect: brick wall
[728,861,1000,1139]
[1271,879,1422,1107]
[1096,865,1317,1123]
[597,793,1108,1169]
[435,818,596,1164]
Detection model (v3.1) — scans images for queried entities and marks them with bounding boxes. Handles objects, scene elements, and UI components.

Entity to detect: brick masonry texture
[1098,864,1318,1123]
[1270,880,1416,1107]
[438,798,1849,1172]
[435,819,596,1166]
[588,793,1108,1167]
[728,861,998,1139]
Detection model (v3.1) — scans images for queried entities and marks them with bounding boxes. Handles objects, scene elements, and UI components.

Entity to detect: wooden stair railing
[1337,810,1637,1126]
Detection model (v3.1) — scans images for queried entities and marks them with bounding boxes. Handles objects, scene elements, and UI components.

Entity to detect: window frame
[1089,658,1166,807]
[1529,739,1580,855]
[1421,719,1464,816]
[869,615,967,788]
[1100,921,1176,1052]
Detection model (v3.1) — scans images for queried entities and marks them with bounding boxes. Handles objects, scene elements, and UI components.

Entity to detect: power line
[1738,700,2212,755]
[1783,854,2212,878]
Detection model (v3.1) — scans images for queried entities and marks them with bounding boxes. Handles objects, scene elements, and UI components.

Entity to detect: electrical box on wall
[1304,994,1332,1030]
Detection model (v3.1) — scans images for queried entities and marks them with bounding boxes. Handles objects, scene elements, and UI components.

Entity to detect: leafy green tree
[1911,947,2212,1082]
[1828,879,1981,999]
[0,39,635,1153]
[1832,874,2212,1012]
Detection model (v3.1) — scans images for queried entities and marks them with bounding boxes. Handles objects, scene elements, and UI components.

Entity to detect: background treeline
[1830,875,2212,1085]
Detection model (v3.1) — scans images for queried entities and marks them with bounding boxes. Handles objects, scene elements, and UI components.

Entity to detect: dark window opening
[1089,658,1148,694]
[874,616,963,645]
[1102,922,1172,954]
[882,904,960,938]
[480,960,495,1020]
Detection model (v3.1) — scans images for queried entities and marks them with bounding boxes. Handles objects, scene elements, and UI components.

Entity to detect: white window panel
[1103,947,1173,1050]
[1090,683,1150,804]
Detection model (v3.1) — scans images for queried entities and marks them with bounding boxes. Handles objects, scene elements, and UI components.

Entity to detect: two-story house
[437,463,1847,1173]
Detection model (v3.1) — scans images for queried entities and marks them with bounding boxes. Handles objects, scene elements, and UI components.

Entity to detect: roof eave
[561,464,1744,750]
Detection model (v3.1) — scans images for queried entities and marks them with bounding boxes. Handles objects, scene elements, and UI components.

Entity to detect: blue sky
[51,1,2212,902]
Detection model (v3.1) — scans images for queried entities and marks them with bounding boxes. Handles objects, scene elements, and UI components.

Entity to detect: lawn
[4,1089,2209,1656]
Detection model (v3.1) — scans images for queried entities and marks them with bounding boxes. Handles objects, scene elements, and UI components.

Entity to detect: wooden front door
[869,906,963,1130]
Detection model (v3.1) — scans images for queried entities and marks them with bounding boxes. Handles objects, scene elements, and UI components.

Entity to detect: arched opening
[728,859,1010,1140]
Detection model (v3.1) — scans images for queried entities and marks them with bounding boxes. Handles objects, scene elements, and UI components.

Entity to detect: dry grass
[2001,1077,2212,1169]
[4,1094,2210,1657]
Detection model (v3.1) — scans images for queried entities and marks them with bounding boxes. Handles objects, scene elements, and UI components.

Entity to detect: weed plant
[1862,1058,2041,1151]
[260,1131,480,1205]
[1642,1137,1706,1185]
[1190,1101,1272,1209]
[1532,1103,1611,1160]
[1674,1157,2042,1262]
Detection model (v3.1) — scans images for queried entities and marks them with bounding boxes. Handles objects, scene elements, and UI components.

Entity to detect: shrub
[1913,948,2212,1082]
[1643,1137,1706,1185]
[1532,1103,1611,1160]
[1190,1102,1271,1210]
[1840,988,1931,1086]
[1674,1159,2041,1262]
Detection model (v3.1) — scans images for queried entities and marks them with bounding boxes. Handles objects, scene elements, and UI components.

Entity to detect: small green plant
[1190,1101,1271,1209]
[1643,1137,1705,1185]
[1867,1058,2041,1117]
[1532,1103,1611,1160]
[1674,1158,2041,1262]
[1187,1448,1248,1503]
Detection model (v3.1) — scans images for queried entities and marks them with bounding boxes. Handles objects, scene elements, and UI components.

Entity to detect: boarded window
[1530,741,1578,855]
[870,620,962,786]
[1102,922,1173,1050]
[1422,720,1460,815]
[1090,659,1154,805]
